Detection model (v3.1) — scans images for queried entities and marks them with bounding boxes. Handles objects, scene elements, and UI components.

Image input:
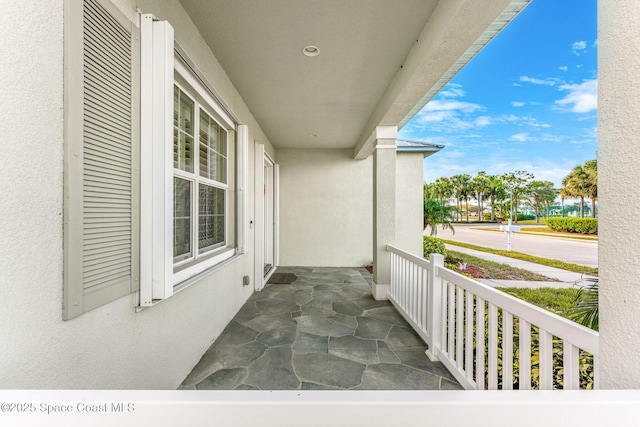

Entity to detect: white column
[599,0,640,388]
[372,126,397,300]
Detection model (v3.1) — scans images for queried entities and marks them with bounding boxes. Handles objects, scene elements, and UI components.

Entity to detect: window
[172,84,230,266]
[139,16,248,305]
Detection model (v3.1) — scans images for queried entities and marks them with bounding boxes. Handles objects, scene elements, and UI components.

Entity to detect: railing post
[426,253,444,361]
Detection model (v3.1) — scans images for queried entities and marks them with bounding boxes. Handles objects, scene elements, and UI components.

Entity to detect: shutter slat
[84,168,131,185]
[84,104,131,135]
[85,0,131,44]
[84,28,131,76]
[84,254,131,273]
[84,156,130,177]
[84,243,131,259]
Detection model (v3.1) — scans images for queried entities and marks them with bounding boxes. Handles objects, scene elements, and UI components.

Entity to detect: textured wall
[278,149,373,267]
[598,0,640,388]
[0,0,270,389]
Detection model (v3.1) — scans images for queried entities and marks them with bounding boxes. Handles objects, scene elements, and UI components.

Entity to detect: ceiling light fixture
[302,45,320,57]
[310,134,319,137]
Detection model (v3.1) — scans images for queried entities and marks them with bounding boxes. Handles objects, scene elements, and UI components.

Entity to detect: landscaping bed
[446,250,557,281]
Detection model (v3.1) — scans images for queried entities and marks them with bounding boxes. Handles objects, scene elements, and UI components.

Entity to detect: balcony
[181,246,598,391]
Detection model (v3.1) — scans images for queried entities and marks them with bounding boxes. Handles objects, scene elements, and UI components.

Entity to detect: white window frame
[171,78,236,285]
[139,15,247,306]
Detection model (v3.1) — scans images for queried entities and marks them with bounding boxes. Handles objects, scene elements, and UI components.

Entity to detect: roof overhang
[178,0,531,157]
[396,139,444,159]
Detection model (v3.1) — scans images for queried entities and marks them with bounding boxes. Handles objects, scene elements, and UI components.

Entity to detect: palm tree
[433,177,453,206]
[571,278,598,331]
[562,165,590,218]
[584,159,597,218]
[423,196,458,236]
[559,187,571,217]
[450,174,471,222]
[486,175,506,221]
[472,171,491,221]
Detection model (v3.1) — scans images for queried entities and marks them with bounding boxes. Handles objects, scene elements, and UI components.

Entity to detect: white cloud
[509,133,529,142]
[475,116,492,127]
[572,40,587,50]
[520,76,557,86]
[439,83,466,98]
[423,100,482,113]
[415,98,484,130]
[501,114,519,122]
[511,101,525,107]
[572,40,587,55]
[559,66,568,72]
[555,79,597,113]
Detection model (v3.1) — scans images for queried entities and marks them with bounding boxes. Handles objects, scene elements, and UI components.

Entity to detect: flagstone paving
[180,267,461,391]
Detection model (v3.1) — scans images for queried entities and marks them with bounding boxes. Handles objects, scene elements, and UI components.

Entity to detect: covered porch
[180,267,460,390]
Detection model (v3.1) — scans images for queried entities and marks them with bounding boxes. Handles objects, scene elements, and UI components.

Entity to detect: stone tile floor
[180,267,462,391]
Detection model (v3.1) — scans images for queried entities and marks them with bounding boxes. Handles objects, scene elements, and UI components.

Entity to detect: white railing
[387,245,599,390]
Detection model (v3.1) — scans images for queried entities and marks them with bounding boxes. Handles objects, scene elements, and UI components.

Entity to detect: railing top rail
[436,266,599,355]
[386,245,432,269]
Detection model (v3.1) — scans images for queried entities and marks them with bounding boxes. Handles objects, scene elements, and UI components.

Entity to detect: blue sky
[399,0,597,188]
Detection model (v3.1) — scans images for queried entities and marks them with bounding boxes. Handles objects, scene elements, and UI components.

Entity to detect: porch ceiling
[179,0,529,151]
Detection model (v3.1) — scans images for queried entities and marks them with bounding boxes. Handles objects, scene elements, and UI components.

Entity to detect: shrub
[545,217,598,234]
[423,236,446,257]
[517,214,535,221]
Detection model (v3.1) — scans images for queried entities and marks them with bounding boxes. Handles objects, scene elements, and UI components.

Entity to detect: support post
[372,126,397,300]
[426,253,444,361]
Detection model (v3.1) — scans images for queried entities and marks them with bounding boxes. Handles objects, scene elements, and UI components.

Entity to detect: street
[429,224,598,268]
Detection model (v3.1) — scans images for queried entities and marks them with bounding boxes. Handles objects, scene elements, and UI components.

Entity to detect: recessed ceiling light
[310,134,319,137]
[302,45,320,57]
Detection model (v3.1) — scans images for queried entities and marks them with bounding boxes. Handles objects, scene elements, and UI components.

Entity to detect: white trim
[174,58,234,130]
[172,247,236,285]
[140,15,174,305]
[254,143,265,291]
[374,144,397,149]
[237,124,249,254]
[273,163,280,267]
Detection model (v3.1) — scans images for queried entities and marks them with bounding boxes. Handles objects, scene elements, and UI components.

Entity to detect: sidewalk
[445,243,597,289]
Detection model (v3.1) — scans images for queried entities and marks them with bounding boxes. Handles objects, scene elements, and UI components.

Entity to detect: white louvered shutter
[64,0,140,319]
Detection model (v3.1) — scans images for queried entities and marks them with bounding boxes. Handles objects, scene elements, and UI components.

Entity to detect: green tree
[526,180,557,223]
[571,278,598,331]
[562,164,593,218]
[472,171,491,221]
[450,174,471,222]
[487,175,507,221]
[423,195,458,236]
[584,159,597,218]
[501,170,534,223]
[433,177,454,205]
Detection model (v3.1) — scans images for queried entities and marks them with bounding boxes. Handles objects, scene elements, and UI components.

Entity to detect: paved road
[429,224,598,268]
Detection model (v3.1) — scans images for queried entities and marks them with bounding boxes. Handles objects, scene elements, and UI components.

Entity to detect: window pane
[174,177,192,260]
[199,184,225,251]
[173,86,194,172]
[198,109,227,183]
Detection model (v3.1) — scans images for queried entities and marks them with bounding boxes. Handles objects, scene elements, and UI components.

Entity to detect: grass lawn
[447,250,557,281]
[495,287,581,320]
[441,239,598,277]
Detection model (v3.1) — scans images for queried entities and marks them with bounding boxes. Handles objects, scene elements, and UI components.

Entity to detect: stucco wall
[598,0,640,388]
[0,0,271,389]
[396,153,424,257]
[278,149,373,267]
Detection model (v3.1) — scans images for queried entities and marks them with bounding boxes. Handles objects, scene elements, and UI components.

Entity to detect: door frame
[254,143,279,291]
